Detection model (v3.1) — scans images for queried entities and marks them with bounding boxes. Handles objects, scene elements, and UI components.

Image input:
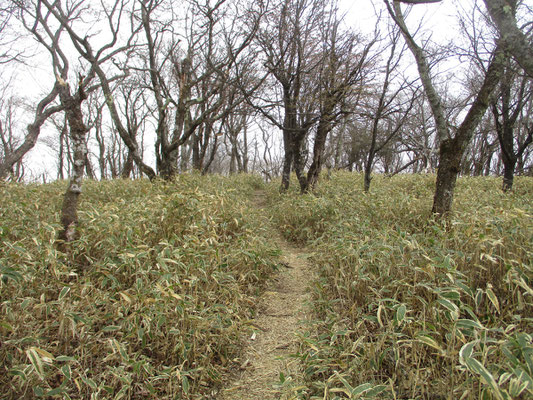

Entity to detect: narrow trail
[219,191,312,399]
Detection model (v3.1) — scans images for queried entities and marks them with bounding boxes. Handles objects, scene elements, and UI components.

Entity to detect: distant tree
[461,113,499,177]
[224,105,252,174]
[397,96,439,173]
[491,61,533,191]
[0,0,24,64]
[256,122,283,180]
[360,24,419,192]
[303,13,374,192]
[0,94,25,181]
[138,0,262,179]
[255,0,326,192]
[256,0,373,192]
[114,77,149,179]
[454,0,532,190]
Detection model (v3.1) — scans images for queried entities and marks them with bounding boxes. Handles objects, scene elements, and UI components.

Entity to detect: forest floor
[219,192,312,399]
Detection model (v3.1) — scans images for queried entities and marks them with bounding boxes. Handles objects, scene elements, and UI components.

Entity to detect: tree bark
[431,139,461,216]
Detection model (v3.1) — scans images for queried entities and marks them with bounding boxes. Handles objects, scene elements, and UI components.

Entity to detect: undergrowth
[0,173,279,399]
[268,172,533,400]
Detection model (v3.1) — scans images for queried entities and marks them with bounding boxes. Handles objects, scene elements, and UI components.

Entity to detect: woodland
[0,0,532,399]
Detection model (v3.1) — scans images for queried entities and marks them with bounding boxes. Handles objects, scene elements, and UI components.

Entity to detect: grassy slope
[0,174,280,399]
[1,172,532,400]
[268,172,533,399]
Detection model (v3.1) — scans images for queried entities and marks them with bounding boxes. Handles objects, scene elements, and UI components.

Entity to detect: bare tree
[0,94,25,181]
[39,0,156,180]
[0,0,26,64]
[386,0,506,217]
[255,0,325,191]
[360,25,419,192]
[0,2,70,180]
[303,13,375,192]
[56,75,90,242]
[19,0,98,242]
[491,61,533,191]
[256,0,372,192]
[0,87,65,180]
[137,0,262,179]
[397,96,439,173]
[224,105,252,174]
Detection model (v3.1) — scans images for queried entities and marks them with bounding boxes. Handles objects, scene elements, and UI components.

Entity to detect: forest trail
[219,191,312,399]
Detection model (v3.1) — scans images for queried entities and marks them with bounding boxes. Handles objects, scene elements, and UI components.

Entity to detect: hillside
[1,173,532,399]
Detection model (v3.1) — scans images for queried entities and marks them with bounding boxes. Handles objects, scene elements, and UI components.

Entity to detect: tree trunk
[159,149,179,180]
[202,135,219,175]
[121,151,134,179]
[192,130,202,171]
[180,141,191,172]
[57,79,88,244]
[499,124,517,191]
[280,128,293,192]
[229,146,237,174]
[305,116,332,192]
[293,140,307,192]
[58,121,67,180]
[502,160,515,191]
[363,154,374,192]
[432,139,462,216]
[432,49,505,215]
[85,152,95,179]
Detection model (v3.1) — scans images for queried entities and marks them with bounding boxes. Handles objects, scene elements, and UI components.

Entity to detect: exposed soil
[218,192,312,399]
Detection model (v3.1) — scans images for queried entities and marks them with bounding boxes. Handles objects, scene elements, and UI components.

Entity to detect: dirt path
[219,192,312,399]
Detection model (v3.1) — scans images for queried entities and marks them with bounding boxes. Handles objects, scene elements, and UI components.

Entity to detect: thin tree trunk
[502,161,515,191]
[363,153,375,192]
[58,120,67,180]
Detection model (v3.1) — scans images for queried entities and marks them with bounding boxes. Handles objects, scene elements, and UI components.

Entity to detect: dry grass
[0,174,279,399]
[2,172,532,399]
[268,172,533,399]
